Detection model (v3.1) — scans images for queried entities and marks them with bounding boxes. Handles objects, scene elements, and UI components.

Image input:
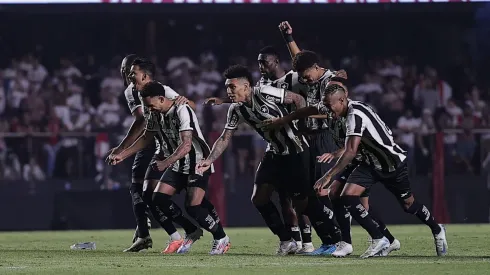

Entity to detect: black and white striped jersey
[305,69,335,131]
[224,85,309,155]
[345,100,407,172]
[124,82,179,119]
[257,70,309,98]
[145,104,213,175]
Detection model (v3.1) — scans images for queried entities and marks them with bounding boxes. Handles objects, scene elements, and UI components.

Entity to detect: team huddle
[107,21,448,258]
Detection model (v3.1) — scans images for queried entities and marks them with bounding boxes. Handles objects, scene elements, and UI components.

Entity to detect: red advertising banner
[0,0,485,3]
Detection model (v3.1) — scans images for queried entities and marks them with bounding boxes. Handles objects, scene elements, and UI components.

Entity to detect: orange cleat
[161,239,184,254]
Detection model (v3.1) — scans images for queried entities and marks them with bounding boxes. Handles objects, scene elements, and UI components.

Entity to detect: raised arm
[279,21,301,59]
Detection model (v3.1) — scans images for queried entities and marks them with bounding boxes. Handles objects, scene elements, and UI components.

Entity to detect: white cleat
[276,239,298,256]
[296,242,315,254]
[379,239,400,256]
[123,236,152,252]
[289,241,303,254]
[360,237,389,259]
[209,235,231,255]
[176,228,204,254]
[332,241,353,258]
[434,224,448,256]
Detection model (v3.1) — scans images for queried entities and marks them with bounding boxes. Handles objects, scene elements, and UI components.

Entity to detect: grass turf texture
[0,225,489,274]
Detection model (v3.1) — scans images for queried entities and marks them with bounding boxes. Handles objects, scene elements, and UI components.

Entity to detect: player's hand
[317,153,335,163]
[258,117,285,131]
[314,174,332,193]
[151,160,168,172]
[174,96,190,106]
[106,147,122,164]
[196,160,212,174]
[204,97,224,106]
[279,21,293,35]
[109,154,124,165]
[333,69,348,80]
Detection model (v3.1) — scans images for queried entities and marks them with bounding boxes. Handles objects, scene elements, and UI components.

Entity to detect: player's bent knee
[185,204,201,218]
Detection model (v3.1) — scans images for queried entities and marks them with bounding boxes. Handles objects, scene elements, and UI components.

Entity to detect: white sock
[170,231,182,241]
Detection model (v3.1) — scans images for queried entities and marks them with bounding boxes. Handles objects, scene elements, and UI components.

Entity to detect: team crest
[260,105,269,114]
[280,82,289,89]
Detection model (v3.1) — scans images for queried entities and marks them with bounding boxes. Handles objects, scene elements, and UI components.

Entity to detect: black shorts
[308,131,341,183]
[131,140,157,181]
[332,161,370,198]
[347,161,412,200]
[160,169,211,192]
[255,150,311,200]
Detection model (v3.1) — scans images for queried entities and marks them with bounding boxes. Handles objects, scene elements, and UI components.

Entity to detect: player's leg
[341,164,389,258]
[123,150,153,252]
[200,196,222,226]
[278,191,303,250]
[297,215,314,253]
[253,153,294,255]
[142,167,183,254]
[152,170,202,254]
[185,173,230,255]
[329,180,353,257]
[383,162,447,256]
[360,191,400,257]
[290,149,341,256]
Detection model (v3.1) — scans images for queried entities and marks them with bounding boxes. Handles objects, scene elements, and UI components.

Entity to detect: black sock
[287,224,302,242]
[130,183,149,238]
[305,196,341,244]
[152,192,198,234]
[332,198,352,244]
[201,197,222,226]
[369,206,395,243]
[255,201,290,241]
[143,189,178,236]
[298,216,312,243]
[343,195,384,239]
[405,201,441,235]
[186,204,226,240]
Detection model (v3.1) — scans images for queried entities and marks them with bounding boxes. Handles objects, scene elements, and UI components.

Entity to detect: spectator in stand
[456,104,478,174]
[465,86,486,118]
[397,109,421,172]
[100,69,124,98]
[351,73,383,103]
[413,75,439,113]
[416,109,436,174]
[28,57,48,92]
[425,67,452,108]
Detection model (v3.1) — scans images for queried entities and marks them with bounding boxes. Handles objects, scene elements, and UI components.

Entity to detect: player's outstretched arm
[314,136,360,191]
[284,91,306,110]
[203,97,232,106]
[279,21,301,59]
[111,107,146,155]
[110,130,156,165]
[196,128,235,174]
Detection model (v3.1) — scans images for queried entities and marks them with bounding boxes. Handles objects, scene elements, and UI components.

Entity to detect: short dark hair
[292,50,319,73]
[121,54,138,79]
[259,46,280,59]
[140,81,165,98]
[223,64,254,85]
[132,57,155,78]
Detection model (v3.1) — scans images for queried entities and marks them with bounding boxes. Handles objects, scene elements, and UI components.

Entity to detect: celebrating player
[197,65,341,255]
[313,82,448,258]
[111,81,230,255]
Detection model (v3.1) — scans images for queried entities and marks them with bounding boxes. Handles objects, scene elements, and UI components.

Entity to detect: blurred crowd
[1,11,490,188]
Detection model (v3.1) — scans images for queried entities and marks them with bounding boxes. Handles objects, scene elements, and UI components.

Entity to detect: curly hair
[292,50,319,73]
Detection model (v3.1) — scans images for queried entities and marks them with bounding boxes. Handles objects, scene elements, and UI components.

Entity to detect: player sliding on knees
[198,65,341,255]
[110,81,230,255]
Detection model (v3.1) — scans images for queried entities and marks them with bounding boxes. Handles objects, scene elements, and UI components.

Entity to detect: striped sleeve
[145,112,159,132]
[257,85,285,104]
[224,104,243,130]
[176,105,195,132]
[124,84,142,114]
[345,107,366,137]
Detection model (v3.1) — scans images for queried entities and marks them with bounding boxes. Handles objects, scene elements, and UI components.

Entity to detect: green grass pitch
[1,225,489,274]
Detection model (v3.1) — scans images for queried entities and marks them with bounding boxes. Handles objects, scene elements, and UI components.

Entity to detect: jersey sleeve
[145,112,159,132]
[316,102,330,115]
[163,85,180,100]
[224,104,243,130]
[257,86,285,104]
[175,105,195,132]
[124,85,142,114]
[345,106,366,137]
